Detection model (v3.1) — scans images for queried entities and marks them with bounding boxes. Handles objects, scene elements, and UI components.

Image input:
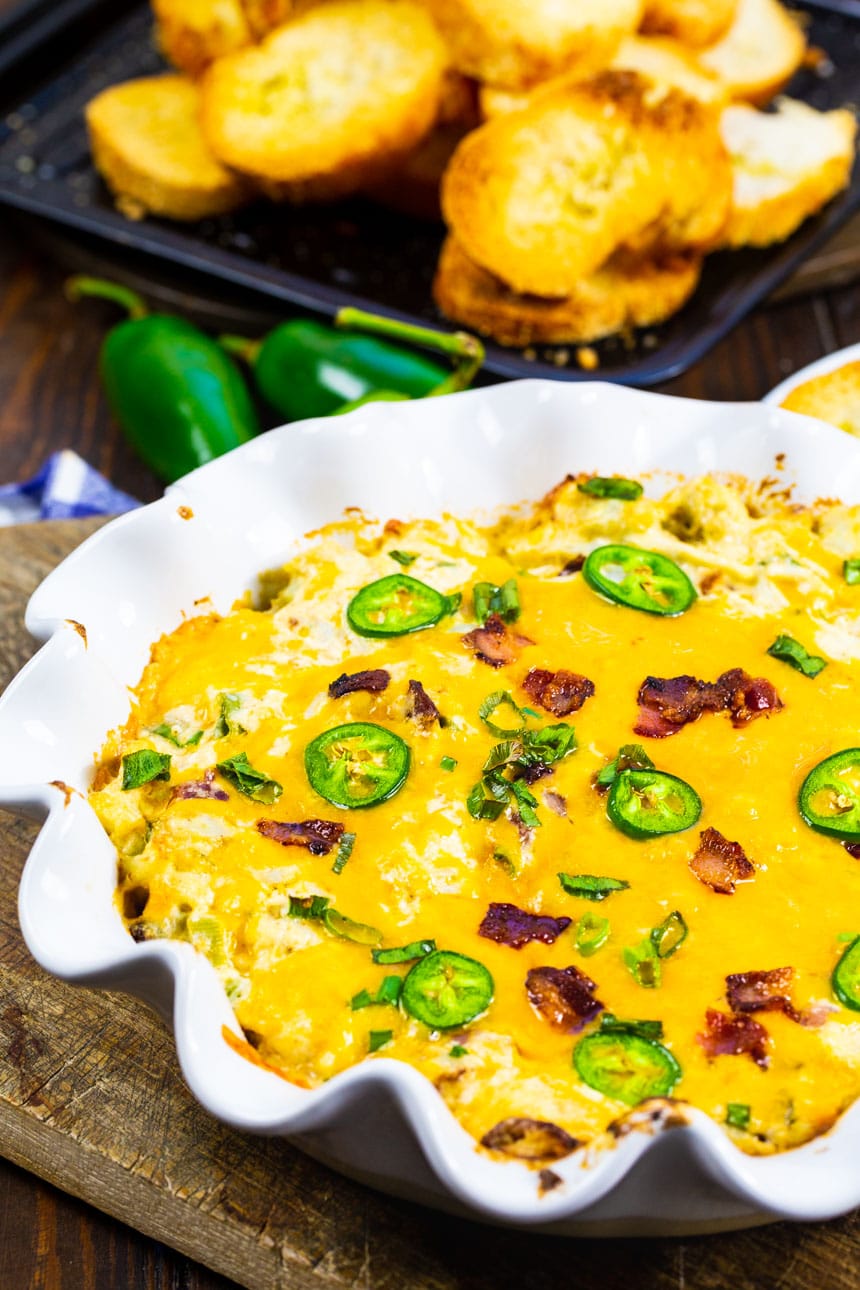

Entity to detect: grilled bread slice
[698,0,806,106]
[721,98,856,248]
[641,0,737,47]
[442,71,730,297]
[781,363,860,438]
[200,0,446,202]
[433,235,702,346]
[86,74,250,221]
[153,0,253,76]
[417,0,644,91]
[480,33,726,118]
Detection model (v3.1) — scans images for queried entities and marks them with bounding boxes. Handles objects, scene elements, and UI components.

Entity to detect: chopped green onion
[478,691,526,738]
[575,914,610,956]
[510,779,540,829]
[152,724,203,748]
[472,578,520,625]
[389,550,417,567]
[578,476,643,501]
[351,977,402,1009]
[599,1013,664,1041]
[324,908,382,946]
[214,691,245,737]
[558,873,630,902]
[493,850,517,877]
[522,724,577,765]
[216,752,282,803]
[443,592,462,617]
[440,756,457,773]
[466,782,507,821]
[121,749,171,790]
[331,831,356,875]
[288,894,331,920]
[844,559,860,586]
[595,744,654,789]
[369,1029,393,1053]
[521,707,541,719]
[351,989,374,1011]
[373,939,436,964]
[623,939,662,988]
[449,1044,468,1057]
[726,1103,751,1130]
[650,910,688,959]
[767,633,827,679]
[188,915,227,967]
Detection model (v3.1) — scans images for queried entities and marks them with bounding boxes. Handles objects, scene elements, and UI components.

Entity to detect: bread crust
[442,71,730,296]
[721,99,857,249]
[781,363,860,438]
[418,0,644,90]
[153,0,252,76]
[698,0,806,107]
[86,74,250,221]
[641,0,737,48]
[199,0,446,201]
[433,236,702,346]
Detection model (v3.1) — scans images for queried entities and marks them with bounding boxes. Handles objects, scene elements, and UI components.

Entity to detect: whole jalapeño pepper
[221,308,484,419]
[67,276,261,482]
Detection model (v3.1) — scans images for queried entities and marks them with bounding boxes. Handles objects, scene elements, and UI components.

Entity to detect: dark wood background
[1,30,860,1278]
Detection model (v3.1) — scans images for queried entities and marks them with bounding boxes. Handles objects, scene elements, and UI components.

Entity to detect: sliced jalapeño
[799,749,860,842]
[573,1031,681,1105]
[347,573,455,638]
[833,936,860,1011]
[401,950,493,1028]
[304,722,410,809]
[582,544,696,616]
[607,769,702,840]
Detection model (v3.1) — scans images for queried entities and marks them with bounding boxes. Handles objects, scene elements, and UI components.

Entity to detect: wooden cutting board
[2,519,860,1290]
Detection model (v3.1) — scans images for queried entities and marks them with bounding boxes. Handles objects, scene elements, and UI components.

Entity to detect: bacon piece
[697,1009,770,1069]
[481,1117,580,1161]
[719,667,784,728]
[689,828,755,894]
[635,669,782,738]
[543,790,568,818]
[170,769,229,802]
[328,668,390,699]
[558,555,585,577]
[461,613,533,668]
[522,667,595,717]
[256,817,345,856]
[526,965,604,1033]
[844,842,860,859]
[478,902,571,949]
[725,967,828,1028]
[405,678,444,729]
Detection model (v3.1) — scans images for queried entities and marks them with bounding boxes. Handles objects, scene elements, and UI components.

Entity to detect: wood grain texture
[2,517,860,1290]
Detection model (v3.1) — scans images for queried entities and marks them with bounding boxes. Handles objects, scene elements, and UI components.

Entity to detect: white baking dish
[3,380,860,1237]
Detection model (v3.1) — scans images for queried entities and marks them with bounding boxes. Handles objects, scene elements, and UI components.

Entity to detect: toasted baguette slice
[200,0,446,202]
[239,0,294,37]
[721,99,856,248]
[86,74,250,221]
[781,363,860,438]
[698,0,805,106]
[153,0,253,76]
[480,33,725,118]
[442,71,730,296]
[433,236,702,346]
[640,0,737,47]
[417,0,644,91]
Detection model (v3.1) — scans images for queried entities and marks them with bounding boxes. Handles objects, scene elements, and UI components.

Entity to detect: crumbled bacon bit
[635,669,782,739]
[481,1117,580,1161]
[328,668,390,699]
[699,570,721,595]
[526,965,604,1033]
[171,769,229,802]
[725,968,828,1028]
[522,667,595,717]
[538,1168,563,1194]
[697,1009,770,1069]
[559,556,585,577]
[404,678,444,729]
[256,817,345,856]
[461,613,533,668]
[844,842,860,859]
[608,1099,689,1139]
[689,828,755,894]
[478,902,571,949]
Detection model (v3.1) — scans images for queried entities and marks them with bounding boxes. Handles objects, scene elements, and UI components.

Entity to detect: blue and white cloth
[0,451,140,526]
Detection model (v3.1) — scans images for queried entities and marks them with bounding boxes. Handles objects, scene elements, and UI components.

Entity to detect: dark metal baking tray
[0,0,858,386]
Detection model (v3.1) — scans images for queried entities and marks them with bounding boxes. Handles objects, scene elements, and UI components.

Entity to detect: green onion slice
[623,938,662,988]
[578,477,643,501]
[473,578,520,625]
[369,1029,394,1053]
[558,873,630,902]
[121,749,171,790]
[650,910,688,959]
[726,1103,751,1130]
[216,752,282,803]
[373,940,436,965]
[574,914,610,956]
[767,633,827,679]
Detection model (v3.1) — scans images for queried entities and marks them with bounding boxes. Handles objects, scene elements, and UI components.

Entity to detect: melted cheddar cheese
[91,474,860,1162]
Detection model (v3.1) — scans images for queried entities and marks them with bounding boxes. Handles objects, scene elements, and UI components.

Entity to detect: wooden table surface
[2,170,860,1288]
